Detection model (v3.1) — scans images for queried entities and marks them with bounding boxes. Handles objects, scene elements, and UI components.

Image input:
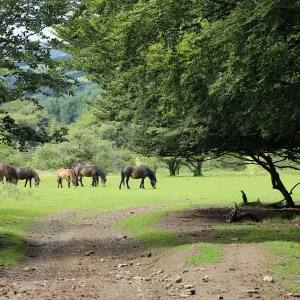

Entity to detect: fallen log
[225,202,260,223]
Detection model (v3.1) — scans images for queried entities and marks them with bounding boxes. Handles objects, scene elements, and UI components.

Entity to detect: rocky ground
[0,205,298,300]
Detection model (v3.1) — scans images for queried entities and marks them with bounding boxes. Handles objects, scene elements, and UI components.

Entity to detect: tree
[57,0,300,207]
[183,156,205,177]
[0,0,74,149]
[162,158,181,176]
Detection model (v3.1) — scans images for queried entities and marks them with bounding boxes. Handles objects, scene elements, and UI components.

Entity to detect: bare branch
[290,182,300,194]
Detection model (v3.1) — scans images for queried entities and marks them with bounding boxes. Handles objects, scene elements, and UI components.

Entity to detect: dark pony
[0,163,18,184]
[70,163,106,187]
[119,165,157,189]
[93,166,107,187]
[14,166,40,188]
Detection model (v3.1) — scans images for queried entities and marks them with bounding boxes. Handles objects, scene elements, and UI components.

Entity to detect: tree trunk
[166,160,180,176]
[269,168,295,208]
[193,160,203,176]
[251,153,296,208]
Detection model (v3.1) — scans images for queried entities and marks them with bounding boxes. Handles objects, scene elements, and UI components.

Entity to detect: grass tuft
[175,243,222,265]
[263,241,300,291]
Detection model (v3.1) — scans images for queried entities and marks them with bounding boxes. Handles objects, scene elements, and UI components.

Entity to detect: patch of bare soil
[0,205,297,300]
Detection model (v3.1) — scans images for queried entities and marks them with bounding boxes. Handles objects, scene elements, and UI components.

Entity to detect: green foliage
[37,82,102,125]
[0,0,74,149]
[30,127,134,172]
[57,0,300,207]
[205,155,247,172]
[0,144,23,166]
[1,100,64,149]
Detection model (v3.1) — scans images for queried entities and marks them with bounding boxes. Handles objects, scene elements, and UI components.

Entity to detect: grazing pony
[0,163,18,184]
[119,165,157,189]
[70,163,106,187]
[93,166,107,187]
[57,168,77,188]
[14,166,40,188]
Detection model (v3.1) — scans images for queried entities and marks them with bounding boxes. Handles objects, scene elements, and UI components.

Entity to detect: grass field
[0,169,300,270]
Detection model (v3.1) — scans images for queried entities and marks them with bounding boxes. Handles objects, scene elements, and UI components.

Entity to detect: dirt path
[0,206,292,299]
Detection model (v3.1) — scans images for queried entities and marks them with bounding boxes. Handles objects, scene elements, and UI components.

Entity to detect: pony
[91,166,107,187]
[119,165,157,189]
[70,163,106,187]
[57,168,77,188]
[0,163,18,184]
[14,166,40,188]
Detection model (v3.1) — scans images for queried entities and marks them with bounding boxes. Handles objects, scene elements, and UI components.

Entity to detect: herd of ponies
[0,163,157,189]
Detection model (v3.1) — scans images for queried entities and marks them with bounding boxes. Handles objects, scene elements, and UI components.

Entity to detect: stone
[263,276,273,282]
[184,285,194,289]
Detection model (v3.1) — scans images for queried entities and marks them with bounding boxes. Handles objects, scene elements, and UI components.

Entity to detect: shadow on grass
[117,207,300,249]
[0,208,39,265]
[1,205,300,266]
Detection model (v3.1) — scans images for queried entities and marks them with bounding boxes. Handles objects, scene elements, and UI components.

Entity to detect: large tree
[0,0,74,149]
[57,0,300,207]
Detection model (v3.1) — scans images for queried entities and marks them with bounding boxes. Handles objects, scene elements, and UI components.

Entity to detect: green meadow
[0,170,300,290]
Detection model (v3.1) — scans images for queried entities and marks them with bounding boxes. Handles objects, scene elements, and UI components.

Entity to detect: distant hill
[50,50,87,79]
[50,49,72,61]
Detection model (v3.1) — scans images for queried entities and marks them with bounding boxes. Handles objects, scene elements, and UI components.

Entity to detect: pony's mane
[144,166,156,181]
[96,167,106,179]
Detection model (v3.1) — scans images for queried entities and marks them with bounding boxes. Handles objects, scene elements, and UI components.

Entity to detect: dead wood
[241,190,247,203]
[240,191,262,206]
[264,199,286,209]
[226,202,260,223]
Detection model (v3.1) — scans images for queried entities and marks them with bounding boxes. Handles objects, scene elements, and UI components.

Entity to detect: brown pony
[57,168,77,188]
[0,163,18,184]
[13,166,40,188]
[119,165,157,189]
[70,163,106,187]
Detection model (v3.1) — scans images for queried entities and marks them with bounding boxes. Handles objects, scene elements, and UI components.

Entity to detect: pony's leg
[57,178,61,188]
[80,176,84,187]
[24,179,27,187]
[91,175,97,187]
[126,177,130,189]
[140,178,145,189]
[67,178,70,188]
[119,174,124,189]
[29,178,32,188]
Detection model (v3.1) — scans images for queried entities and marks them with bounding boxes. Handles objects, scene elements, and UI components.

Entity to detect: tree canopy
[57,0,300,206]
[0,0,75,149]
